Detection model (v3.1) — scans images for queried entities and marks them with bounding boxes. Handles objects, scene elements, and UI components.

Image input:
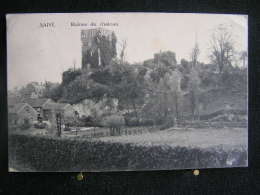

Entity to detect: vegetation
[9,133,247,171]
[10,24,247,128]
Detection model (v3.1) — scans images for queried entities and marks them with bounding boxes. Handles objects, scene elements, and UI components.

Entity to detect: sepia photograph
[7,13,248,172]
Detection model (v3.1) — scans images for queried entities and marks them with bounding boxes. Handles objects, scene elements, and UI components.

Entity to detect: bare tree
[190,42,200,69]
[119,39,127,63]
[209,25,234,74]
[240,51,248,68]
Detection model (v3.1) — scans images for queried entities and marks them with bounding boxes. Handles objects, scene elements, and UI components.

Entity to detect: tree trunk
[132,100,139,125]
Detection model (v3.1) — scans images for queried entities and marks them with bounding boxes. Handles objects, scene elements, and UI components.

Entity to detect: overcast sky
[7,13,247,89]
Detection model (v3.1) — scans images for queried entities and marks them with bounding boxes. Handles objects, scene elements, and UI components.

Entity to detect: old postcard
[7,13,248,172]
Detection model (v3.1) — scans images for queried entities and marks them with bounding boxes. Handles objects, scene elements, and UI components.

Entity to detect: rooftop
[22,98,50,108]
[8,103,28,114]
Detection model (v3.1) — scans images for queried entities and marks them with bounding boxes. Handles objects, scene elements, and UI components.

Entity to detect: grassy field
[98,127,248,150]
[8,126,248,171]
[10,126,248,150]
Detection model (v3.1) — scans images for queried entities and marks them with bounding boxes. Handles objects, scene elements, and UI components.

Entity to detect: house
[8,102,38,126]
[42,102,76,121]
[22,98,54,118]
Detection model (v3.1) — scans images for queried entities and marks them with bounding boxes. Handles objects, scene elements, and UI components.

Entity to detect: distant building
[42,102,75,121]
[8,103,38,126]
[22,98,54,119]
[81,28,117,70]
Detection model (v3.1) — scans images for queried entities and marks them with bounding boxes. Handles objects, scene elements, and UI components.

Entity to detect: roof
[22,98,50,108]
[8,103,27,114]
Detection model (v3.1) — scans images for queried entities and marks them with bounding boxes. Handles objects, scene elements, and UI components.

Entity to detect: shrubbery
[102,114,125,136]
[19,119,31,130]
[9,134,247,172]
[34,122,47,129]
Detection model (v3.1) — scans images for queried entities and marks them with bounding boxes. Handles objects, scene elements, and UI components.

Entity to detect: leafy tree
[154,51,177,68]
[110,64,146,123]
[143,69,182,125]
[61,68,82,86]
[42,81,61,99]
[187,68,201,119]
[19,82,44,99]
[180,59,191,74]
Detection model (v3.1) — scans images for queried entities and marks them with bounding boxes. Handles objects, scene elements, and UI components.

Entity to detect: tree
[154,51,177,68]
[119,39,127,63]
[62,68,82,86]
[143,69,182,125]
[112,65,145,124]
[187,68,201,120]
[209,25,235,74]
[19,82,44,99]
[190,42,200,69]
[42,81,61,99]
[166,71,182,120]
[240,51,248,68]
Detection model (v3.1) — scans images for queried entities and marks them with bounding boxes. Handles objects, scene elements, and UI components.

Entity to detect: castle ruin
[81,28,117,70]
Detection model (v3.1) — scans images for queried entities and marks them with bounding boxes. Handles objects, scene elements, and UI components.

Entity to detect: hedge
[8,134,247,172]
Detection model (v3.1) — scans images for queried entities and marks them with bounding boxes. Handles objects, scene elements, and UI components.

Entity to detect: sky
[7,13,248,89]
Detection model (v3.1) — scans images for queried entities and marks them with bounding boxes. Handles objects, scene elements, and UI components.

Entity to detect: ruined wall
[81,28,117,70]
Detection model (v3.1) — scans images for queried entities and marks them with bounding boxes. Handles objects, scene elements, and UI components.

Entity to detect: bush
[124,117,139,126]
[159,117,175,130]
[79,115,95,127]
[140,119,155,126]
[65,119,85,127]
[102,114,125,128]
[124,113,155,127]
[34,122,47,129]
[8,134,248,172]
[102,114,125,136]
[19,119,31,130]
[63,124,71,131]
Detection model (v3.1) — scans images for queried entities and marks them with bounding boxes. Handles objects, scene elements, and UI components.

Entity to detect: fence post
[56,113,62,137]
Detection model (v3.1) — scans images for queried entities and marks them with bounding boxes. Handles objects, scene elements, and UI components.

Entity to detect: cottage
[8,103,38,126]
[22,98,54,118]
[42,102,75,121]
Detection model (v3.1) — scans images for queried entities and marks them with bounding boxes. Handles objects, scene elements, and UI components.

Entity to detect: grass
[98,127,248,150]
[8,126,248,172]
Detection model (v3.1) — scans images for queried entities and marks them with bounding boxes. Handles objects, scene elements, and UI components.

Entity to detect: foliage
[11,25,248,124]
[190,42,200,68]
[18,82,44,99]
[34,122,47,129]
[154,51,177,68]
[209,24,235,74]
[19,119,31,130]
[41,81,62,101]
[62,68,82,86]
[187,68,201,118]
[102,114,125,128]
[9,134,247,171]
[143,69,182,124]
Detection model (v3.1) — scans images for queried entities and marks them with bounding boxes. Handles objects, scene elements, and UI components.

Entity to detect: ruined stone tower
[81,28,117,70]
